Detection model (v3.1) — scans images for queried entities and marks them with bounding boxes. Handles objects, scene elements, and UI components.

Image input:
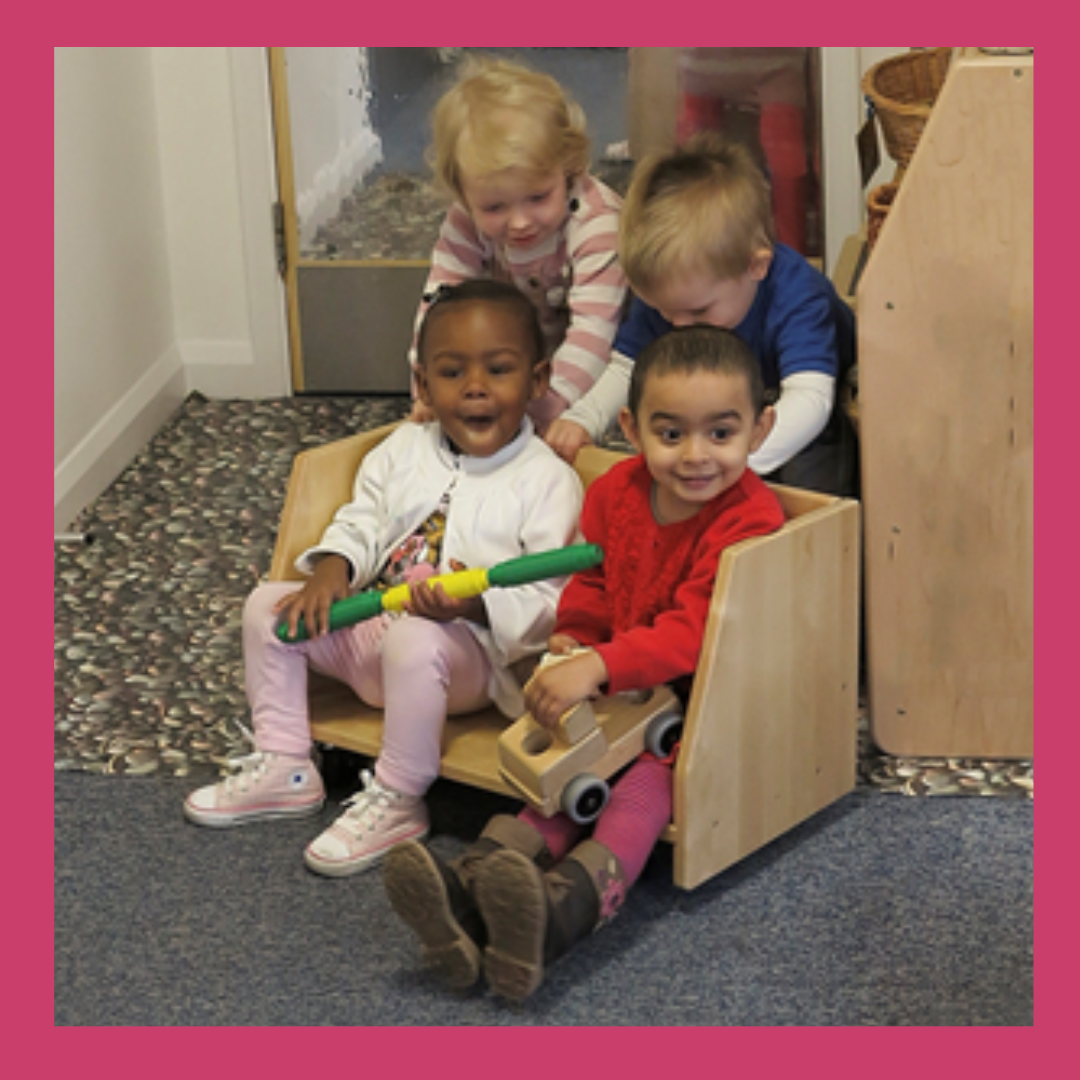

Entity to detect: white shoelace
[335,770,396,836]
[221,723,270,793]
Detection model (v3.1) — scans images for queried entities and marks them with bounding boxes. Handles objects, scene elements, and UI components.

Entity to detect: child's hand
[548,633,582,656]
[524,650,608,729]
[404,560,488,627]
[529,387,569,437]
[274,555,351,640]
[544,418,593,463]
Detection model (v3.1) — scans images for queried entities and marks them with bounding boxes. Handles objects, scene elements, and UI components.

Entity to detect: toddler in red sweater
[384,325,785,1001]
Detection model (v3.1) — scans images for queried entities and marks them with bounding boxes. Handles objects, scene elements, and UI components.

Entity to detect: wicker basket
[862,48,953,169]
[866,182,899,250]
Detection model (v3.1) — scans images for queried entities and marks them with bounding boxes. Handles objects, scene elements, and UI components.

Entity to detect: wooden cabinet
[858,49,1033,758]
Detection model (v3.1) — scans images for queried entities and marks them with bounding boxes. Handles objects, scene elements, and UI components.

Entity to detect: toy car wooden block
[497,684,684,824]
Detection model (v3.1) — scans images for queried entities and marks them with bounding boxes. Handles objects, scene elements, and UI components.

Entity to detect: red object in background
[676,94,810,253]
[758,101,808,253]
[677,92,725,145]
[675,47,813,255]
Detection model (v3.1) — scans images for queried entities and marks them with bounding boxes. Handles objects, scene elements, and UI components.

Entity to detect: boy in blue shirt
[546,134,857,497]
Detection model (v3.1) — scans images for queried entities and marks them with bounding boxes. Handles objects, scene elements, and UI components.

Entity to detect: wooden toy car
[497,682,684,824]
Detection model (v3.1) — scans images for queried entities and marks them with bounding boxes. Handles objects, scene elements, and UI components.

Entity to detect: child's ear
[531,358,552,399]
[617,407,644,452]
[414,363,432,406]
[750,404,777,454]
[749,248,774,283]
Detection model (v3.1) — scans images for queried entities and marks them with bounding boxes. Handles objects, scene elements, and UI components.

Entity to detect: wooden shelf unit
[857,48,1034,759]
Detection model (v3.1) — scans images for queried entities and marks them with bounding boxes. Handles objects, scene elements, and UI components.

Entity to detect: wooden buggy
[269,423,860,890]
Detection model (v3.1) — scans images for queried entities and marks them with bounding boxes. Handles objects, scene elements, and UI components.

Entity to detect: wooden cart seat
[270,422,860,890]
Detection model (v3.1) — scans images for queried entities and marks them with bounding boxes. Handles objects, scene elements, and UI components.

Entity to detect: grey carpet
[54,772,1032,1026]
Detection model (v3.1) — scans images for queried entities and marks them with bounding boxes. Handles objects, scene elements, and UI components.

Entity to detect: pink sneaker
[304,770,429,878]
[184,750,325,827]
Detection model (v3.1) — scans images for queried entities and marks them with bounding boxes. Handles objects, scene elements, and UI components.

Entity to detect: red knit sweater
[556,456,785,693]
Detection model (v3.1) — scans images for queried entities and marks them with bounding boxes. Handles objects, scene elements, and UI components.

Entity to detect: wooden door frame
[267,48,432,393]
[267,47,305,391]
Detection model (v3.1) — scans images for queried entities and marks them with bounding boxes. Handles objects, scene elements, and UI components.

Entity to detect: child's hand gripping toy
[276,544,604,643]
[498,655,684,825]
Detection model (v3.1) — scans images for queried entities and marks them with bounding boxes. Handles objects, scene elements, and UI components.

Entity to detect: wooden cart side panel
[269,423,400,582]
[858,51,1033,757]
[673,499,860,890]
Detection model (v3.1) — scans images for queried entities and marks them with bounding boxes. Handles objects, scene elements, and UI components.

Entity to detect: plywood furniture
[498,684,684,821]
[270,423,860,889]
[857,49,1033,758]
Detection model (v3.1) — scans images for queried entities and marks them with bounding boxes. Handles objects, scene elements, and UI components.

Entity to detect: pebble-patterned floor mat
[55,394,410,782]
[54,393,1031,799]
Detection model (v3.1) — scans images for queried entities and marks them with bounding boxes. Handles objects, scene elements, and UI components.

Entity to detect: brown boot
[383,815,552,989]
[474,838,627,1002]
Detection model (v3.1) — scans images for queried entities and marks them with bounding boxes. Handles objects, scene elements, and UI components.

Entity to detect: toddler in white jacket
[184,281,583,877]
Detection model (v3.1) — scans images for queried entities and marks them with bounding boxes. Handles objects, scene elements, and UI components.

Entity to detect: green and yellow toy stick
[277,543,603,642]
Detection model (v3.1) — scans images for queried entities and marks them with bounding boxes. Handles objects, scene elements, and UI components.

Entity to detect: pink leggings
[519,753,674,889]
[243,582,493,796]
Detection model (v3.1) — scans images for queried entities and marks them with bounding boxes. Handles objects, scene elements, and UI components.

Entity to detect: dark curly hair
[416,280,547,368]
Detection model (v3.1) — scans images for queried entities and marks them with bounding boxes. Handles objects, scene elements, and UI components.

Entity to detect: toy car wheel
[645,708,684,759]
[562,773,610,825]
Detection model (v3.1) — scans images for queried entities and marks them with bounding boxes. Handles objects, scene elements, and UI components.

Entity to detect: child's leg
[374,616,493,795]
[592,754,674,889]
[384,814,556,990]
[304,616,493,877]
[474,755,673,1001]
[243,581,387,757]
[515,807,584,862]
[184,582,388,828]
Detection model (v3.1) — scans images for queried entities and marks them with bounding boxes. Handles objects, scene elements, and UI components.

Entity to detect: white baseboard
[181,339,290,399]
[54,346,188,532]
[55,335,292,531]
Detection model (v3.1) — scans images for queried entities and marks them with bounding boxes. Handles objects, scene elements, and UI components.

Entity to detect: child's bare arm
[274,555,351,640]
[544,418,594,463]
[548,633,583,655]
[524,650,608,729]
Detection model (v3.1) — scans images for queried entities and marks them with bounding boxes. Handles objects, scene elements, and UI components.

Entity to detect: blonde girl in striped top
[408,57,627,447]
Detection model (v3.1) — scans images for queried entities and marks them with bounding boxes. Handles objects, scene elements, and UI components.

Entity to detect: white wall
[54,47,288,531]
[54,47,185,531]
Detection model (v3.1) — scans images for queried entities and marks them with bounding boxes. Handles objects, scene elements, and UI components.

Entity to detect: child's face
[619,368,775,525]
[460,166,568,251]
[637,252,772,331]
[416,300,549,458]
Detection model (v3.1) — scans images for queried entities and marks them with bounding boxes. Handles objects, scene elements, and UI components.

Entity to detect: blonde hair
[620,134,775,293]
[429,57,591,202]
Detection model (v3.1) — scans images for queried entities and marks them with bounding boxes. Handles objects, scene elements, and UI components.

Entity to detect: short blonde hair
[620,134,775,293]
[429,57,591,202]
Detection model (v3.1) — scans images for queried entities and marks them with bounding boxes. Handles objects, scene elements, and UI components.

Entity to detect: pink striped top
[409,173,627,409]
